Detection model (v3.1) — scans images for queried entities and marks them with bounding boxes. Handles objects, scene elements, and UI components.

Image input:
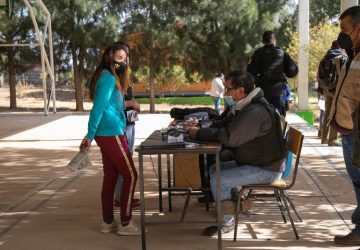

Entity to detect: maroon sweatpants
[95,135,138,224]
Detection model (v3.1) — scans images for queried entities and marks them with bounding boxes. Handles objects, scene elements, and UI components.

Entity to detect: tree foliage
[0,0,346,111]
[44,0,122,111]
[0,0,33,108]
[286,21,340,89]
[310,0,340,27]
[166,0,288,79]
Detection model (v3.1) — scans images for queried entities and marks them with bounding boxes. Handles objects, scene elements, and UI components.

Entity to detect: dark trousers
[267,94,286,117]
[321,90,338,144]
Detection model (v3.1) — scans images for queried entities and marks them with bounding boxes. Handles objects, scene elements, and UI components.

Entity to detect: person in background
[283,82,291,117]
[80,41,141,236]
[317,41,347,146]
[329,6,360,245]
[317,86,325,138]
[114,85,140,209]
[210,71,225,114]
[247,30,298,116]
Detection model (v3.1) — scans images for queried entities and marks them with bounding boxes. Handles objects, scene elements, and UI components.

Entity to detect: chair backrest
[281,151,293,179]
[284,127,304,189]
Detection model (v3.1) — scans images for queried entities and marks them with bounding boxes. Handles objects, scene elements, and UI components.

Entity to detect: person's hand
[132,101,141,112]
[186,118,198,127]
[187,127,198,139]
[80,137,92,151]
[125,100,141,113]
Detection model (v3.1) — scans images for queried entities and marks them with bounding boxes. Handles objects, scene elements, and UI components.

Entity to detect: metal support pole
[298,0,309,111]
[37,0,56,113]
[22,0,49,115]
[0,0,57,115]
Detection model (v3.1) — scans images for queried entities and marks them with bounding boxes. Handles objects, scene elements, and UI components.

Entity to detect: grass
[135,96,217,106]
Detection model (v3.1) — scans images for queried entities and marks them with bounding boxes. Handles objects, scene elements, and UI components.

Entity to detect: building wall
[133,81,211,95]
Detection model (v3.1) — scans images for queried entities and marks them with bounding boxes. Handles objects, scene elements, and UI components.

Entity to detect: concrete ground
[0,111,358,250]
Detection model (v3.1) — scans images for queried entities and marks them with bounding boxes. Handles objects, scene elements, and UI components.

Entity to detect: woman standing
[80,42,140,235]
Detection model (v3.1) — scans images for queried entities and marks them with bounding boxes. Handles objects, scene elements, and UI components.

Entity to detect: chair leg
[284,191,302,222]
[274,190,287,224]
[279,191,300,239]
[180,189,192,222]
[204,189,210,211]
[233,189,246,241]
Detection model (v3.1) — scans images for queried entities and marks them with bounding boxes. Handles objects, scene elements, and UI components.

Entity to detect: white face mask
[223,96,234,107]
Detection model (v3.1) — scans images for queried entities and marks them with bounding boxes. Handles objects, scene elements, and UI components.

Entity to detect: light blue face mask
[223,96,234,107]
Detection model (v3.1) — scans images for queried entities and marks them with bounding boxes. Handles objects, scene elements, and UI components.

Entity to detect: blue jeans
[212,96,221,114]
[209,160,282,224]
[342,134,360,235]
[124,123,135,154]
[114,124,135,202]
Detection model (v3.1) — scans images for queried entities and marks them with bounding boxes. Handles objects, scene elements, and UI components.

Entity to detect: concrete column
[298,0,309,110]
[341,0,358,14]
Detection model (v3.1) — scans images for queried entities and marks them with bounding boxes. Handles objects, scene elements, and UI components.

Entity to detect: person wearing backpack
[317,41,348,146]
[247,30,298,116]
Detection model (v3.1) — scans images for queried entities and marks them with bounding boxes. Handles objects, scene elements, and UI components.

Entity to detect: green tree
[0,0,32,109]
[123,0,186,112]
[308,22,340,85]
[286,21,340,89]
[125,0,289,112]
[310,0,340,27]
[171,0,288,78]
[45,0,121,111]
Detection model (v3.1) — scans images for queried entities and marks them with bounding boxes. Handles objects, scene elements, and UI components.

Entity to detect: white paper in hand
[66,150,92,172]
[126,110,139,122]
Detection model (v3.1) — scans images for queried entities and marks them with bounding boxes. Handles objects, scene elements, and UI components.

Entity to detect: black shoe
[231,187,239,202]
[202,222,234,237]
[334,232,360,245]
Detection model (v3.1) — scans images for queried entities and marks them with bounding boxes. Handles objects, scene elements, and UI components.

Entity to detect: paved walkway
[0,111,358,249]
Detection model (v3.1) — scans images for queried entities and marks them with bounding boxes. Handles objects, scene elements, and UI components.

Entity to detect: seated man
[187,69,286,236]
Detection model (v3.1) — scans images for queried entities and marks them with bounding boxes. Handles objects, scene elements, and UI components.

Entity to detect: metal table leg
[216,151,222,250]
[167,154,172,212]
[157,154,163,213]
[139,152,146,250]
[204,153,210,211]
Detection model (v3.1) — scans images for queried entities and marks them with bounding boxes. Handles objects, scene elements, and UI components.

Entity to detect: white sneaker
[117,220,141,236]
[101,221,118,233]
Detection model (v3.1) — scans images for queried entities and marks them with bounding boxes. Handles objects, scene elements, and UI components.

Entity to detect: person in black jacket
[247,30,298,116]
[187,70,286,236]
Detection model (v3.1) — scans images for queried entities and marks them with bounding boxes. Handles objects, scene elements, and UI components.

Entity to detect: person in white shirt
[210,72,225,113]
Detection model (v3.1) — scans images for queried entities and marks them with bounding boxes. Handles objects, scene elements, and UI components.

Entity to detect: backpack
[318,51,347,90]
[170,107,220,120]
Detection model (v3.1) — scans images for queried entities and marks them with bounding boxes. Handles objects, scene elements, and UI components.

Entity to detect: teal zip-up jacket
[86,70,126,140]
